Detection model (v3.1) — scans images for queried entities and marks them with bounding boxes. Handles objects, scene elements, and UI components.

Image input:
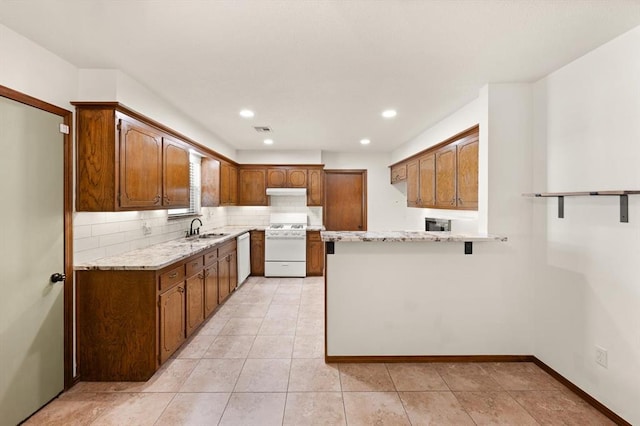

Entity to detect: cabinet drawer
[159,265,185,292]
[203,249,218,266]
[186,257,204,277]
[307,231,321,241]
[219,240,237,257]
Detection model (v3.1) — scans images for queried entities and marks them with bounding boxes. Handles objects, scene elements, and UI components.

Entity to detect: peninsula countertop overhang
[320,230,507,243]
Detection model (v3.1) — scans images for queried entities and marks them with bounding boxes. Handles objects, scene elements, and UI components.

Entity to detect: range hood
[266,187,307,196]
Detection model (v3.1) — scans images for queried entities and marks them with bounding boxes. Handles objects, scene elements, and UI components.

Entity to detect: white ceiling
[2,0,640,152]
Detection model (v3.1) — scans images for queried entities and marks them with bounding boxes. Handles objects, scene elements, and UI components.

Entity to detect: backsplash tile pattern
[74,195,321,264]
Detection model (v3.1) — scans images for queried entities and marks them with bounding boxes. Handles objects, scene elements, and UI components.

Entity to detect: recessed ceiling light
[263,139,274,145]
[239,109,255,118]
[382,109,397,118]
[360,139,371,145]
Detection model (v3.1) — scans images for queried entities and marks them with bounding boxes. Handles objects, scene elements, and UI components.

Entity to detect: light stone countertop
[75,224,325,271]
[75,226,259,271]
[320,230,507,243]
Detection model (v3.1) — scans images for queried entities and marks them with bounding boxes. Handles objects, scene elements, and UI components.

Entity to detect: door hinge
[59,123,70,134]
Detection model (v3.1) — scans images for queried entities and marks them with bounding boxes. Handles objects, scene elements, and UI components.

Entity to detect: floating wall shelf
[522,190,640,223]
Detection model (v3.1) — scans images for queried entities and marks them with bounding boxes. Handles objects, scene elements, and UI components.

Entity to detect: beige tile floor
[27,276,615,425]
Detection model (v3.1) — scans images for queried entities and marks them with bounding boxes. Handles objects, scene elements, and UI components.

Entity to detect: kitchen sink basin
[198,232,229,239]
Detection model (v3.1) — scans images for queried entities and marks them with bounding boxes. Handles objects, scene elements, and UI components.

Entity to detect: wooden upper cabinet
[220,162,238,205]
[390,163,407,184]
[201,156,221,207]
[266,168,287,187]
[267,167,307,188]
[456,135,479,210]
[239,167,267,205]
[287,168,307,187]
[75,103,210,211]
[418,153,436,207]
[435,145,457,209]
[307,167,323,206]
[119,117,164,209]
[406,160,419,207]
[397,125,478,211]
[162,137,190,208]
[406,155,434,208]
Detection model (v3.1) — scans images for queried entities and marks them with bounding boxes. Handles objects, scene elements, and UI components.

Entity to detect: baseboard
[531,357,630,426]
[325,353,630,425]
[325,354,533,363]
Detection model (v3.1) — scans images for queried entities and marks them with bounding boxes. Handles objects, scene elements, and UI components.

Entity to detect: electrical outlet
[595,346,608,368]
[142,222,152,236]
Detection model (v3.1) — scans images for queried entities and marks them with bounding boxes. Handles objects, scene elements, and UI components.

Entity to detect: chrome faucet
[189,218,203,236]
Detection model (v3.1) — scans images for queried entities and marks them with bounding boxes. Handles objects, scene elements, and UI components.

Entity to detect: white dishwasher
[236,232,250,286]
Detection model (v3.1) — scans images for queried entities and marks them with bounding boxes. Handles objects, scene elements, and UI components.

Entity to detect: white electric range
[264,213,307,277]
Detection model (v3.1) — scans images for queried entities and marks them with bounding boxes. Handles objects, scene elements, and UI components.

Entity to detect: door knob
[50,273,66,283]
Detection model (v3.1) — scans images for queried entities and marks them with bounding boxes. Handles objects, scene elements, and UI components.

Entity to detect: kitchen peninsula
[321,230,511,361]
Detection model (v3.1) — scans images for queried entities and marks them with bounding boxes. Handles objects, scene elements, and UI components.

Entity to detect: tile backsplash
[74,196,322,264]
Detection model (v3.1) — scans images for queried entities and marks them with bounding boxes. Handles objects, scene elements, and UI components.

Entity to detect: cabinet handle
[178,287,185,293]
[154,195,161,205]
[451,198,456,205]
[192,262,199,267]
[458,198,463,204]
[169,272,178,279]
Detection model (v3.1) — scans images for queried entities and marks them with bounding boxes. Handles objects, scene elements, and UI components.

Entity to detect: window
[168,152,201,217]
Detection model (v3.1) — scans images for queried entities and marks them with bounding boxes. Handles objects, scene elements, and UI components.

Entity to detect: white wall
[0,24,78,109]
[77,69,236,159]
[532,25,640,424]
[321,151,406,231]
[237,149,322,164]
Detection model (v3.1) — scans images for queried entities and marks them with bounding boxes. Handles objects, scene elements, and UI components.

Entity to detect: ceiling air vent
[254,126,272,133]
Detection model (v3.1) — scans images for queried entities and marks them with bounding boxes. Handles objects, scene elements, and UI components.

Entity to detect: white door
[0,96,65,425]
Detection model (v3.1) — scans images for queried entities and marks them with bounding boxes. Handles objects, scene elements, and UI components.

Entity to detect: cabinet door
[185,274,204,337]
[267,168,286,187]
[239,168,267,205]
[287,168,307,187]
[406,159,419,207]
[162,137,190,208]
[390,163,407,183]
[435,145,457,208]
[418,153,435,207]
[204,263,219,317]
[218,257,230,303]
[201,156,220,207]
[229,252,237,292]
[159,284,186,363]
[307,168,324,206]
[220,163,238,205]
[306,231,324,276]
[119,117,163,209]
[250,231,265,276]
[456,137,479,210]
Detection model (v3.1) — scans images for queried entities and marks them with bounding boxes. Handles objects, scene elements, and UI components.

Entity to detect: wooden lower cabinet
[185,275,205,339]
[218,240,237,301]
[250,230,265,276]
[217,255,230,303]
[77,242,237,381]
[204,262,219,317]
[306,231,324,276]
[159,283,186,363]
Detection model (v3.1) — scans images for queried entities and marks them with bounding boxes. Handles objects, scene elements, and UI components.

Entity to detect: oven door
[265,237,306,262]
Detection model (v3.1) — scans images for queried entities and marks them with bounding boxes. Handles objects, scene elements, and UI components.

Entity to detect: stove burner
[270,224,284,229]
[291,224,303,229]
